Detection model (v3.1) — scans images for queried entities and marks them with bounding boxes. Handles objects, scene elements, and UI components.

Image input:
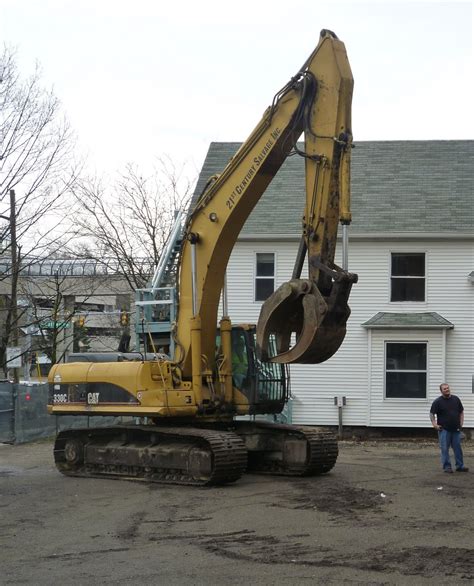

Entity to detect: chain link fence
[0,381,122,444]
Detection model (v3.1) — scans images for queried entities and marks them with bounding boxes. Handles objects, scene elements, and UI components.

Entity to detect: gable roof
[192,141,474,238]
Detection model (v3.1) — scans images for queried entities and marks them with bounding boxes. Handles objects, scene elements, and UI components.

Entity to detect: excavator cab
[218,326,288,415]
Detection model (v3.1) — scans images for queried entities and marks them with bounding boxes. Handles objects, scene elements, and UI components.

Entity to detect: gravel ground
[1,436,473,585]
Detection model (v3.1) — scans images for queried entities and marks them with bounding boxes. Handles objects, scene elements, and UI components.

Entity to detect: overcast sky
[1,0,473,182]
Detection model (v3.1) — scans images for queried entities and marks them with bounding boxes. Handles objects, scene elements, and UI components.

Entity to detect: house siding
[225,238,473,428]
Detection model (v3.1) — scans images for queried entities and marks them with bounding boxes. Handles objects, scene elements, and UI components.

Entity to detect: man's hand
[430,413,441,430]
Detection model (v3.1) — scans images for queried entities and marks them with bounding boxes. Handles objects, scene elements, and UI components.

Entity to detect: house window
[255,253,275,301]
[385,342,427,398]
[391,253,425,302]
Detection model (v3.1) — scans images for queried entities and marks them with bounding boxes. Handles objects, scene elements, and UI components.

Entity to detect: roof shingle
[361,312,454,329]
[193,141,474,236]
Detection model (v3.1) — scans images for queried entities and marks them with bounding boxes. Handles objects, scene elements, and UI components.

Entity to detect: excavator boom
[175,29,356,374]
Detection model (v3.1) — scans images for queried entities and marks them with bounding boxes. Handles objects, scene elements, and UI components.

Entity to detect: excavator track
[54,425,247,486]
[234,421,338,476]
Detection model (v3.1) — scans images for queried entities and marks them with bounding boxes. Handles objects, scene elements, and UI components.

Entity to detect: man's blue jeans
[438,429,464,470]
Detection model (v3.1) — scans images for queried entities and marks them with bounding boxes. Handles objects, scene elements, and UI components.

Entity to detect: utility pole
[9,189,20,383]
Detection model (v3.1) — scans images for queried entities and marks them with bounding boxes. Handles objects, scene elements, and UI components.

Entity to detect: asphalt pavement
[1,437,473,584]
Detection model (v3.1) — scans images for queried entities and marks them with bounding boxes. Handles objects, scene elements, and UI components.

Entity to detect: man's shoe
[455,467,469,472]
[444,468,453,473]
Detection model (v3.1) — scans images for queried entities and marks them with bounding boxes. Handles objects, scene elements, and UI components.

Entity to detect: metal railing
[0,257,155,278]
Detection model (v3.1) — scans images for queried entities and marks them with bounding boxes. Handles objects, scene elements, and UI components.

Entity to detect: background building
[0,257,147,378]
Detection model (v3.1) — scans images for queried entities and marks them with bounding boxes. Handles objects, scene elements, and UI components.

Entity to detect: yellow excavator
[48,30,357,486]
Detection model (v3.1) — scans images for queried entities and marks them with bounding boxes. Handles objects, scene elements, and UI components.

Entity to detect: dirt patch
[148,528,331,565]
[347,546,474,580]
[269,478,386,518]
[116,511,147,541]
[145,528,474,581]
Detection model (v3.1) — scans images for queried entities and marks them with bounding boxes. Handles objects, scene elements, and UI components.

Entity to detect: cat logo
[87,392,100,405]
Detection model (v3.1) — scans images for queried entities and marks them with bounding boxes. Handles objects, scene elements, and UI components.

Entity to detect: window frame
[389,251,426,303]
[254,251,275,302]
[384,340,428,400]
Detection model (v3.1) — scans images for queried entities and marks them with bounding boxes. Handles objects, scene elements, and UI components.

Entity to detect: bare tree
[20,272,88,366]
[0,46,78,256]
[71,158,193,290]
[0,45,79,374]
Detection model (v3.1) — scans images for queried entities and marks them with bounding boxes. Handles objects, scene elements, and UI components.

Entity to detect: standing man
[430,383,468,473]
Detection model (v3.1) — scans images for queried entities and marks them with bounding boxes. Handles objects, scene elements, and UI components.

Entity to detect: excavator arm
[175,29,357,378]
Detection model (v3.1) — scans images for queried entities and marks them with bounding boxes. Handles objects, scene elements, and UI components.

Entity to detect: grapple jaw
[256,271,357,364]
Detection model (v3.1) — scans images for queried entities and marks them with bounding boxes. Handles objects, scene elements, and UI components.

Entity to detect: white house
[194,140,474,429]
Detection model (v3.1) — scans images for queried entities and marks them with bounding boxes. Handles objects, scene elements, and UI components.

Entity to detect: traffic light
[120,311,129,326]
[76,315,86,328]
